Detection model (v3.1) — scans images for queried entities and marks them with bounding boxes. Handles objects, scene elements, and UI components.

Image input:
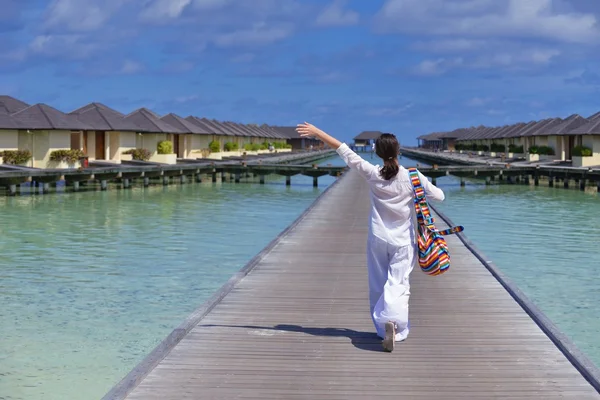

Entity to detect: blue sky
[2,0,600,144]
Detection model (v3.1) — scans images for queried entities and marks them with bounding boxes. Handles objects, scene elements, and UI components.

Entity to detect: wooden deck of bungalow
[103,169,600,400]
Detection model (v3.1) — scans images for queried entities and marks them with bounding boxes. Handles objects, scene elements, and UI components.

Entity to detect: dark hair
[375,133,400,180]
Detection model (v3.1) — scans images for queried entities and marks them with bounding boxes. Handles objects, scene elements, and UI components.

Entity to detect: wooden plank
[109,169,599,399]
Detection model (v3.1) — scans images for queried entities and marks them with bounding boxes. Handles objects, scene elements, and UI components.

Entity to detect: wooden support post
[7,184,16,196]
[524,175,530,185]
[196,174,202,183]
[212,172,217,183]
[123,178,130,189]
[260,175,265,185]
[597,181,600,193]
[73,181,80,192]
[180,175,186,184]
[286,176,291,186]
[143,177,150,187]
[580,179,586,191]
[163,176,169,186]
[101,180,108,191]
[564,179,569,189]
[460,178,465,187]
[42,182,50,193]
[221,172,226,182]
[431,177,437,185]
[235,173,240,183]
[549,176,554,187]
[313,176,318,187]
[485,177,491,185]
[534,174,539,186]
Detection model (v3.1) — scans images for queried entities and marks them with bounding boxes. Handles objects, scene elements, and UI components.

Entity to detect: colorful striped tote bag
[408,168,464,276]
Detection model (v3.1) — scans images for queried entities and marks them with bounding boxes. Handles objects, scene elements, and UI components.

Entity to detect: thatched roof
[161,113,210,134]
[544,114,588,136]
[12,103,93,130]
[0,95,29,114]
[70,103,141,132]
[123,108,183,133]
[567,117,600,135]
[354,131,383,140]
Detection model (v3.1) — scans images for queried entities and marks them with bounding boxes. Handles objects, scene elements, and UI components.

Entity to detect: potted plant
[572,145,594,167]
[0,150,32,167]
[48,149,84,169]
[152,140,177,164]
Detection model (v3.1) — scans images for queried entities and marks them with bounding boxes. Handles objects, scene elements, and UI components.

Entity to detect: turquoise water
[0,160,343,400]
[1,152,599,400]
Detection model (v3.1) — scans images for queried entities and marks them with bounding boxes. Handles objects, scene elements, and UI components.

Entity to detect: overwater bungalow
[160,113,212,159]
[69,103,142,163]
[417,132,445,150]
[520,118,563,156]
[269,125,318,150]
[184,117,233,158]
[543,114,589,161]
[354,131,383,151]
[0,96,29,160]
[9,103,93,168]
[122,108,185,164]
[562,118,600,167]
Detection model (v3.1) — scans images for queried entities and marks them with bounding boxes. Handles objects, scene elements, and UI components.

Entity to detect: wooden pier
[0,150,344,195]
[103,169,600,400]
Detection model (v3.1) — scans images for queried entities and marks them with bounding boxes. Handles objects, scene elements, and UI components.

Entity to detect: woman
[296,122,445,352]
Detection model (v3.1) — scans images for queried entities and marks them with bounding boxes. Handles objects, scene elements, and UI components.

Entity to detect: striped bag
[408,168,464,276]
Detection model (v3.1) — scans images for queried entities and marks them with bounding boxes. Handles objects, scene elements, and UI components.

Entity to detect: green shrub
[49,149,84,164]
[538,146,555,156]
[455,143,464,151]
[528,145,539,154]
[1,150,32,165]
[477,144,489,152]
[251,143,261,151]
[244,143,254,151]
[572,145,593,157]
[260,142,269,150]
[508,144,524,153]
[471,143,478,151]
[224,142,239,151]
[123,148,152,161]
[209,140,220,153]
[490,143,506,153]
[157,140,173,154]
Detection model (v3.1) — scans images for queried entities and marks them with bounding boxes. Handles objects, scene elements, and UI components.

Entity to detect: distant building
[353,131,384,151]
[268,126,321,150]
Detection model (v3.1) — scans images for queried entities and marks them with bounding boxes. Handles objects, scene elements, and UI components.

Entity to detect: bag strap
[408,168,464,236]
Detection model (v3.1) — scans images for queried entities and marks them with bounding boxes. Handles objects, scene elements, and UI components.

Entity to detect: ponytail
[380,157,399,180]
[375,133,400,180]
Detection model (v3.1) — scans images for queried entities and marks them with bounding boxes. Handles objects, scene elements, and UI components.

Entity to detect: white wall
[0,130,18,151]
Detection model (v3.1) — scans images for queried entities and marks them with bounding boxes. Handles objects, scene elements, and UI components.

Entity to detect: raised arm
[418,170,445,202]
[296,122,378,180]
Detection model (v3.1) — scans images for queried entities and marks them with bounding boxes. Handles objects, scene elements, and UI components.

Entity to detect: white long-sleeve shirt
[336,143,445,246]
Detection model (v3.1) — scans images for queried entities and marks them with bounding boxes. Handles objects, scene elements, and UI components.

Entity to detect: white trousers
[367,234,416,342]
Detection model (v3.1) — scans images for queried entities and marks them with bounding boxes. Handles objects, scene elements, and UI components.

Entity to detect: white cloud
[43,0,124,31]
[213,23,294,47]
[411,39,485,53]
[140,0,192,22]
[467,97,492,106]
[119,60,144,74]
[413,58,463,76]
[375,0,599,44]
[315,0,360,27]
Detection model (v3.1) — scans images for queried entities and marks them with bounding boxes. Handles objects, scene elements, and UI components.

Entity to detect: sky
[2,0,600,145]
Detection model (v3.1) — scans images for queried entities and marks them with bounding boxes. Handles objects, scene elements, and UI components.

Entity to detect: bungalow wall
[582,135,600,165]
[0,130,18,151]
[18,130,71,168]
[136,133,168,156]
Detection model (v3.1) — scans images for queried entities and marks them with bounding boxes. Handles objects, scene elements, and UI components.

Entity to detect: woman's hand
[296,122,342,150]
[296,122,324,138]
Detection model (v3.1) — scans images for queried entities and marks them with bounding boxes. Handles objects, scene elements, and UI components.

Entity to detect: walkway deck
[106,169,600,400]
